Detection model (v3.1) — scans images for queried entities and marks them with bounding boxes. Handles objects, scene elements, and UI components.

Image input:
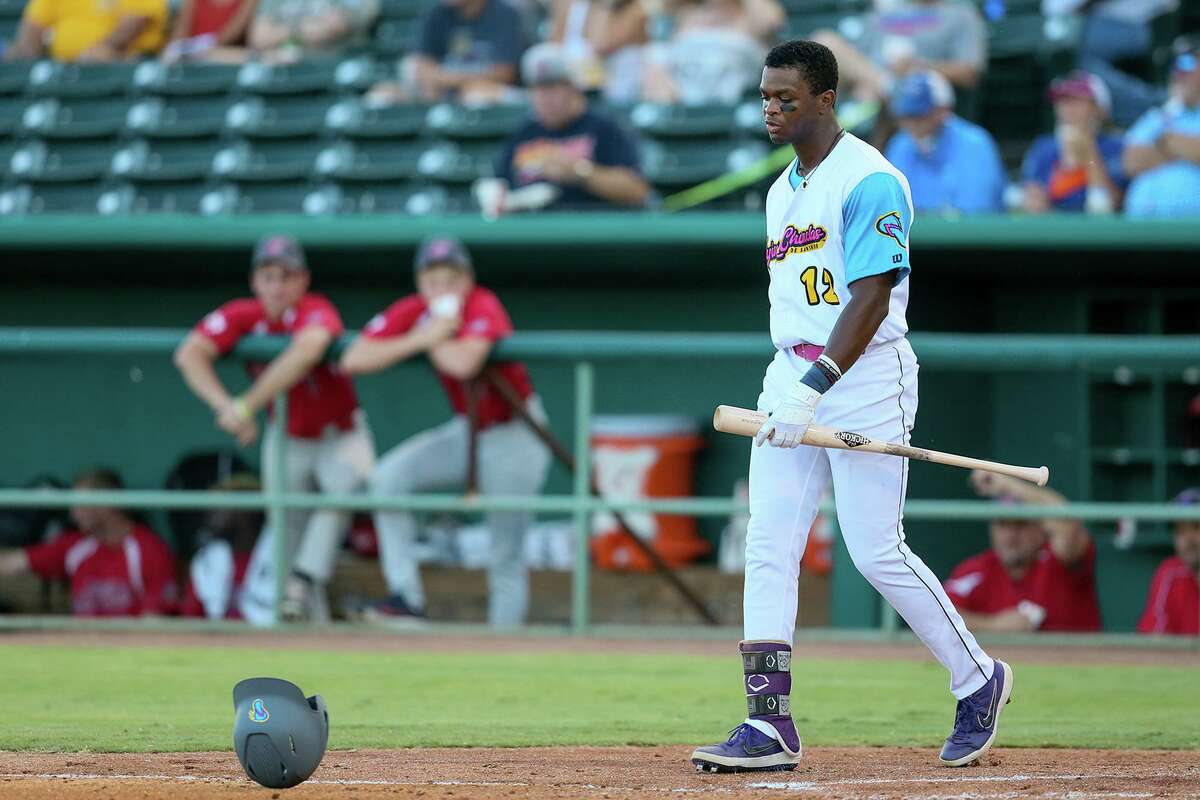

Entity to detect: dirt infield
[3,746,1199,799]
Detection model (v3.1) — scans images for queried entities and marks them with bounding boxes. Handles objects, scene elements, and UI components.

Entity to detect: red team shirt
[1137,557,1199,635]
[195,294,359,439]
[944,540,1102,632]
[24,525,178,617]
[363,286,534,428]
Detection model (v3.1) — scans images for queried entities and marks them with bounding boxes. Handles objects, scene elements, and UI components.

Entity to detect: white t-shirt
[763,132,913,350]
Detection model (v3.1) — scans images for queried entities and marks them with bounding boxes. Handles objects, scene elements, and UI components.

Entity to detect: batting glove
[756,380,821,448]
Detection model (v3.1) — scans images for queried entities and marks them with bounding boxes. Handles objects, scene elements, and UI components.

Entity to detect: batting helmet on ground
[232,677,329,788]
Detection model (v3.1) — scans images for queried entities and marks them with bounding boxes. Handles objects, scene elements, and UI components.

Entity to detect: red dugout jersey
[1137,557,1199,636]
[194,293,359,439]
[944,540,1102,632]
[363,286,534,428]
[25,524,178,617]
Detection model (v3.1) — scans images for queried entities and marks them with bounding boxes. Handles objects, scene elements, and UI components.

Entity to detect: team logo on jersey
[249,699,270,723]
[874,211,907,249]
[765,224,827,266]
[834,431,870,448]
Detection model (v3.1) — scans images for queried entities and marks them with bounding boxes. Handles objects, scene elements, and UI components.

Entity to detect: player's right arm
[969,469,1091,568]
[340,304,457,375]
[174,332,235,416]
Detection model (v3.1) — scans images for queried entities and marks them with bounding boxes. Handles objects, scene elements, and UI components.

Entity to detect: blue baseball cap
[891,71,955,118]
[1173,488,1200,505]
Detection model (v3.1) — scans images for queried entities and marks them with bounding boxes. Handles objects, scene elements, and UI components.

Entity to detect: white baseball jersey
[764,132,914,350]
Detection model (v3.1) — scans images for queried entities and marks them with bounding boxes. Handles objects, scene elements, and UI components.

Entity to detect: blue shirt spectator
[885,71,1005,214]
[1021,71,1127,213]
[1121,50,1200,219]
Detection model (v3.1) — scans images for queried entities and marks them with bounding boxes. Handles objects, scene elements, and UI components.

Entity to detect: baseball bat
[713,405,1049,486]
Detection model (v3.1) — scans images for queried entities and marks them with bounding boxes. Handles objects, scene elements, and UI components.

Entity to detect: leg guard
[742,640,801,756]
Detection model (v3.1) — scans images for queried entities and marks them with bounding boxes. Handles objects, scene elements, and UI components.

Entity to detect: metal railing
[3,328,1200,634]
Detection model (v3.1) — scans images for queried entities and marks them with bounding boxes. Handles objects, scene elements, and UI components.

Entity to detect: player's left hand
[756,381,821,448]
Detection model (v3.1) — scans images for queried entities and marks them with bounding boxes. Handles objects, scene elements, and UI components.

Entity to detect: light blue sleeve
[953,134,1005,214]
[842,171,911,285]
[1125,109,1165,147]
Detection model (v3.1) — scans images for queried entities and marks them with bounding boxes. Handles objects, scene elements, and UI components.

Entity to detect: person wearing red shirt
[0,468,178,617]
[944,470,1101,633]
[1137,488,1200,636]
[341,236,551,626]
[174,234,376,623]
[163,0,258,62]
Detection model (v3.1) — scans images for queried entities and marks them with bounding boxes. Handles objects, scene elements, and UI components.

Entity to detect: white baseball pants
[745,339,994,699]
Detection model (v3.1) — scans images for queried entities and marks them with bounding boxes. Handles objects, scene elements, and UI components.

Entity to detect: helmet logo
[249,699,270,723]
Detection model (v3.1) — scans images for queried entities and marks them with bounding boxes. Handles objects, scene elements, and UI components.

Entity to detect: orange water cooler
[589,415,709,571]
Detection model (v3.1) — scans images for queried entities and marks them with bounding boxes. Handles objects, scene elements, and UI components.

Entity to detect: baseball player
[340,236,551,626]
[690,40,1012,774]
[173,234,376,623]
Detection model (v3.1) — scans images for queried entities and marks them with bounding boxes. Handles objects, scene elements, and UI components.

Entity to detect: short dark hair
[73,467,124,491]
[764,40,839,95]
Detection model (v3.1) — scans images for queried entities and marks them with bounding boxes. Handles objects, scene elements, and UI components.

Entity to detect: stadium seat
[415,140,497,183]
[640,139,768,187]
[110,139,224,182]
[0,61,31,95]
[0,18,19,48]
[211,139,325,181]
[126,96,235,139]
[0,182,123,214]
[18,97,129,139]
[235,59,342,95]
[324,98,427,138]
[8,139,120,182]
[0,0,25,18]
[0,96,32,135]
[377,0,425,19]
[314,139,425,180]
[628,103,737,138]
[425,102,528,139]
[224,95,335,138]
[332,56,393,92]
[123,181,213,213]
[306,181,463,214]
[372,18,419,59]
[26,62,136,98]
[199,181,315,214]
[131,62,240,96]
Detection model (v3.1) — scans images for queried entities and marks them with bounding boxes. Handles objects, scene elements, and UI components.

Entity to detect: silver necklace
[798,129,845,189]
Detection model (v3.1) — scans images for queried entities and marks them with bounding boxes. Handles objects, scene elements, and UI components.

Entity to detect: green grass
[0,644,1196,752]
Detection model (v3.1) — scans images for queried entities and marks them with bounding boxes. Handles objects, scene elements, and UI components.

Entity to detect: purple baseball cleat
[939,659,1014,767]
[690,723,801,773]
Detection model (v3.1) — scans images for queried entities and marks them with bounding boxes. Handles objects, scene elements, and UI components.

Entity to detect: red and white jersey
[194,293,359,439]
[944,540,1102,632]
[24,524,178,617]
[363,286,534,428]
[1137,556,1199,636]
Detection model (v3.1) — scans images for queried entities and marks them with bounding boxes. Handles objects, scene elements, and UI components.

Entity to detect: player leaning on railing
[689,40,1012,775]
[173,235,376,624]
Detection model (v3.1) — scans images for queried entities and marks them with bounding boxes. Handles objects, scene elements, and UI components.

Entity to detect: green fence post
[269,391,289,626]
[571,361,594,635]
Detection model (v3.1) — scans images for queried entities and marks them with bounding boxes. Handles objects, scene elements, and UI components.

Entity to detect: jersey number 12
[799,266,840,306]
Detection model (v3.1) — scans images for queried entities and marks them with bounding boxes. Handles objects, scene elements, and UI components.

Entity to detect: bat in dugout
[713,405,1049,487]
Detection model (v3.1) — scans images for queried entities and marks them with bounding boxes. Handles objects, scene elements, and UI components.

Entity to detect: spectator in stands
[1137,488,1200,636]
[180,474,262,621]
[162,0,258,63]
[246,0,377,62]
[173,234,376,623]
[884,71,1004,215]
[486,43,649,213]
[367,0,527,106]
[1121,46,1200,218]
[341,236,552,627]
[1043,0,1177,126]
[639,0,783,105]
[812,0,986,103]
[0,468,178,617]
[944,469,1101,632]
[1022,71,1127,214]
[547,0,648,104]
[4,0,167,62]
